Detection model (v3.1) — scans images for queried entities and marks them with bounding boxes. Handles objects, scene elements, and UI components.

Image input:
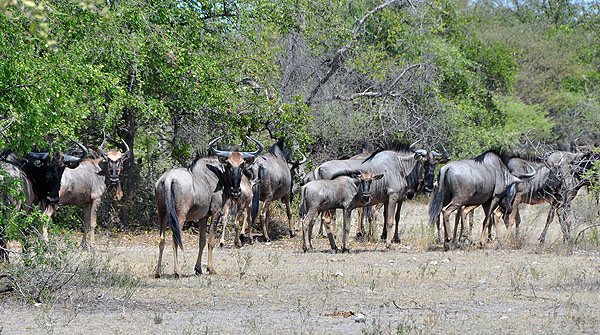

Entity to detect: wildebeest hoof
[194,267,202,276]
[174,271,182,279]
[219,241,225,248]
[443,242,450,251]
[341,247,350,253]
[356,232,363,239]
[208,268,217,275]
[154,272,161,279]
[393,236,401,243]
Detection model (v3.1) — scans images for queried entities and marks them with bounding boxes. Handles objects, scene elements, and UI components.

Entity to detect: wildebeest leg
[441,202,460,250]
[384,195,400,249]
[453,206,463,242]
[87,199,100,248]
[219,201,232,248]
[240,205,253,245]
[260,200,272,242]
[323,211,338,252]
[507,194,522,238]
[341,209,352,253]
[195,217,209,276]
[392,202,403,243]
[302,209,318,252]
[369,204,382,241]
[557,205,571,243]
[538,205,555,245]
[283,194,294,238]
[233,205,244,248]
[155,206,167,278]
[356,207,365,239]
[206,214,219,274]
[479,199,500,247]
[82,202,92,249]
[173,213,186,279]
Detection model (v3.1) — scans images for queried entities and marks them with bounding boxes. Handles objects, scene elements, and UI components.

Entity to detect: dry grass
[1,194,599,334]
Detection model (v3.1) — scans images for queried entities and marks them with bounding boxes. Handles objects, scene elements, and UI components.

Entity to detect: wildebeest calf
[299,170,383,252]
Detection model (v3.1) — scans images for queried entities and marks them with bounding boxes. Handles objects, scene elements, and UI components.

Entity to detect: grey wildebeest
[299,170,383,252]
[247,138,306,242]
[504,150,598,244]
[154,136,263,278]
[0,141,88,261]
[428,150,535,250]
[358,141,443,248]
[49,139,130,248]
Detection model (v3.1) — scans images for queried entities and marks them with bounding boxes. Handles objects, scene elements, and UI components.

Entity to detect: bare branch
[306,0,411,106]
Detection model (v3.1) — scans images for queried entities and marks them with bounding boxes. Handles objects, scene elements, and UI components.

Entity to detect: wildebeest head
[413,146,447,194]
[350,171,384,204]
[97,139,130,200]
[21,140,88,204]
[209,136,263,199]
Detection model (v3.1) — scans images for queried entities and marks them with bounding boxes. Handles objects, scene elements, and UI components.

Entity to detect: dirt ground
[1,196,599,335]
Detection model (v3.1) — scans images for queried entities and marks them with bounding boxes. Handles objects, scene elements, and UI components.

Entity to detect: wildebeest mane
[269,137,293,162]
[330,169,361,180]
[187,149,214,170]
[473,148,514,166]
[363,140,414,163]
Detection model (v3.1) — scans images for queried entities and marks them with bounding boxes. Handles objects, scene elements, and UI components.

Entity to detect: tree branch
[306,0,411,106]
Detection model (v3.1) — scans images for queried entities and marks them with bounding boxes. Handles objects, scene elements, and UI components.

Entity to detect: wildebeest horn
[515,163,536,179]
[208,136,231,158]
[64,138,88,162]
[121,139,131,160]
[409,139,421,149]
[241,136,263,159]
[431,151,442,157]
[296,150,307,164]
[414,149,427,156]
[98,137,108,158]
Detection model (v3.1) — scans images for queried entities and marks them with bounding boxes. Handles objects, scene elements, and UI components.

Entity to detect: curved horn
[121,139,131,160]
[208,136,231,158]
[27,152,49,160]
[97,137,108,158]
[409,139,421,150]
[514,163,536,180]
[64,139,88,163]
[241,136,263,159]
[296,150,307,164]
[431,150,442,157]
[414,149,427,156]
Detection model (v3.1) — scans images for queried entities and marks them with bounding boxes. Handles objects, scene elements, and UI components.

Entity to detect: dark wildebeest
[428,150,535,250]
[154,136,262,278]
[247,138,306,242]
[299,170,383,252]
[0,141,88,261]
[49,139,130,248]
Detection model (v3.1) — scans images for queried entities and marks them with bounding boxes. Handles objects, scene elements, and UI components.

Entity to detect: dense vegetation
[0,0,598,231]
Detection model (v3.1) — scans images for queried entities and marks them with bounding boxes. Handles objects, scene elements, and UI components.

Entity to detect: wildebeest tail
[166,181,184,251]
[365,206,372,220]
[428,169,445,227]
[250,165,264,227]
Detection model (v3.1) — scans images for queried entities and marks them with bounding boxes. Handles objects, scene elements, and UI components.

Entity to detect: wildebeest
[359,141,443,248]
[248,138,306,242]
[299,170,383,252]
[154,136,262,278]
[219,174,252,248]
[49,139,130,248]
[428,150,535,250]
[0,141,88,261]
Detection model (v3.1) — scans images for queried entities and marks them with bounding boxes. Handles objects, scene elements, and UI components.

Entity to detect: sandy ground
[1,196,599,335]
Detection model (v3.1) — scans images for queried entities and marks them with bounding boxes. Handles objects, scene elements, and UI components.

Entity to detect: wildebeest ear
[33,159,42,167]
[218,156,229,164]
[373,174,384,180]
[244,156,256,165]
[413,153,424,161]
[351,173,361,179]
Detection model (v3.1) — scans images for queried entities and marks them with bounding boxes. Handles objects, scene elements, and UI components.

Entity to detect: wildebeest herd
[1,136,598,279]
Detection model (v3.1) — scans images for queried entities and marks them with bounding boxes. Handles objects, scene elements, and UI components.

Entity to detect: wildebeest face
[24,153,67,204]
[104,151,124,185]
[355,172,384,204]
[414,153,437,193]
[220,153,254,199]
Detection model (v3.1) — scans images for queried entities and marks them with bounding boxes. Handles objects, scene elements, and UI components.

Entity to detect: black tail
[250,165,264,227]
[428,170,446,227]
[166,182,184,251]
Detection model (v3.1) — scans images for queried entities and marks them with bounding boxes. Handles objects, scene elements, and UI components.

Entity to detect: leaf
[23,0,35,7]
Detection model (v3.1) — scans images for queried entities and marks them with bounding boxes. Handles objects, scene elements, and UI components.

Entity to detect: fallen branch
[574,224,600,245]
